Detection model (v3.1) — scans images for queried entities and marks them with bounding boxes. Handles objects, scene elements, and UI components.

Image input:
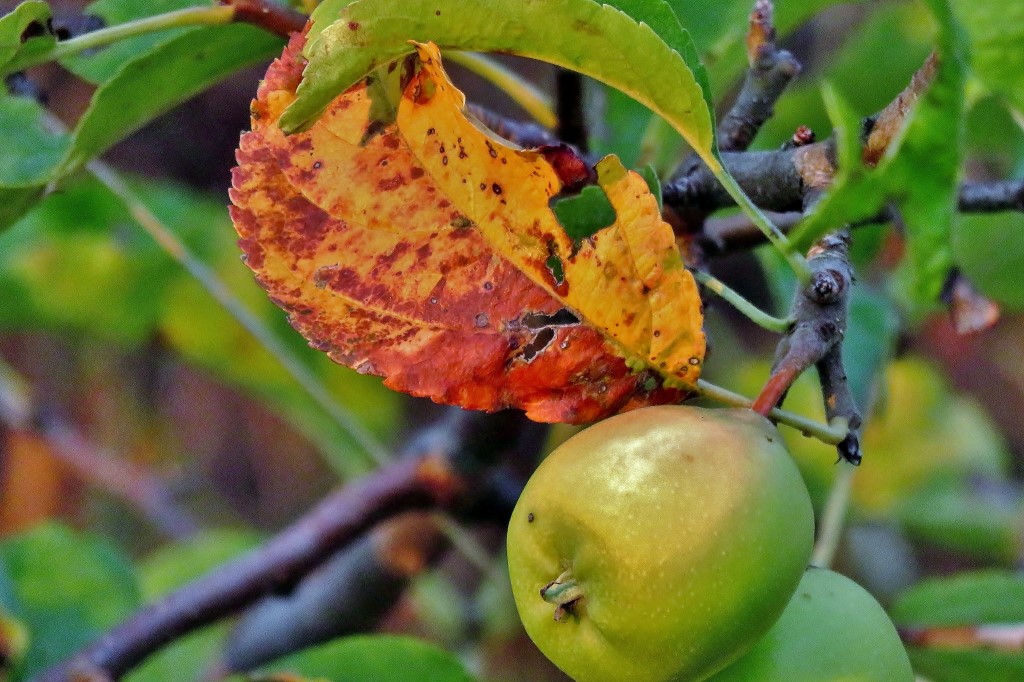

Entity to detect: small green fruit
[506,406,814,682]
[709,568,914,682]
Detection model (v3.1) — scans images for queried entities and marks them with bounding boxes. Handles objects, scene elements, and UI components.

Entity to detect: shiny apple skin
[507,406,814,682]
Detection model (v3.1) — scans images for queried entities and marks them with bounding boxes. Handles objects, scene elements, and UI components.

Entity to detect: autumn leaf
[230,35,704,423]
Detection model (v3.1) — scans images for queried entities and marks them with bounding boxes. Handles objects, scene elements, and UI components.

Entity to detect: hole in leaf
[522,309,580,330]
[552,185,617,245]
[545,254,565,286]
[522,327,556,363]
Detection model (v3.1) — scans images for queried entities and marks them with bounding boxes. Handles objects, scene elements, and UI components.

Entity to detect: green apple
[506,406,814,682]
[709,568,913,681]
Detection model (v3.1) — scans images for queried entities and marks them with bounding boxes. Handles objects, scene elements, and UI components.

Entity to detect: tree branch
[40,456,438,681]
[219,512,449,674]
[38,408,537,681]
[554,69,588,152]
[958,179,1024,213]
[717,0,802,153]
[751,231,862,464]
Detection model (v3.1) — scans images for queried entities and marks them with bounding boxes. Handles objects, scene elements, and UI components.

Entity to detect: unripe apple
[709,567,914,681]
[507,405,814,682]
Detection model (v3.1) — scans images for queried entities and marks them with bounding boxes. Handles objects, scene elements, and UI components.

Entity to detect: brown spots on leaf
[377,175,405,191]
[348,21,360,30]
[230,36,702,425]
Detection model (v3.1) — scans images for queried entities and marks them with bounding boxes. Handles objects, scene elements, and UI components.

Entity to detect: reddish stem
[751,366,799,416]
[221,0,307,38]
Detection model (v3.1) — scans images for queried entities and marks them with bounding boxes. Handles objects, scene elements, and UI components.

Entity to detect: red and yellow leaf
[230,35,705,423]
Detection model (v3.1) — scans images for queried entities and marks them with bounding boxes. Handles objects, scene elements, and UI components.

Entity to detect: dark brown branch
[681,171,1024,258]
[555,69,588,151]
[220,512,448,674]
[222,0,307,38]
[667,0,803,241]
[468,104,562,149]
[817,342,863,465]
[665,145,818,214]
[752,231,862,464]
[40,454,442,681]
[215,411,543,674]
[717,0,801,153]
[959,179,1024,213]
[38,408,538,681]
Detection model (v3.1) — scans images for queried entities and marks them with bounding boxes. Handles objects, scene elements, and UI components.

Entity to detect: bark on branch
[39,408,540,681]
[751,231,863,464]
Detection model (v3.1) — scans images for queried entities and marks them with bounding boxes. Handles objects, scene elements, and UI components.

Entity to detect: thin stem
[692,269,792,333]
[433,512,493,574]
[2,5,237,76]
[695,379,848,445]
[447,51,556,129]
[541,571,584,606]
[810,461,857,568]
[717,171,811,281]
[87,159,391,467]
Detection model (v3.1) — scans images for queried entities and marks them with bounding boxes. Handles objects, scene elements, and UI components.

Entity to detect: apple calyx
[541,569,584,622]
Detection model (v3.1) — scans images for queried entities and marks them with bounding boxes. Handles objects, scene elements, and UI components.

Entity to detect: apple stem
[541,569,584,622]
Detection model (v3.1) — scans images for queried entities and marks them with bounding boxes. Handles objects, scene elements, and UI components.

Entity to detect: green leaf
[0,93,69,186]
[843,285,899,411]
[905,649,1024,682]
[0,18,283,231]
[954,211,1024,310]
[0,1,54,71]
[951,0,1024,116]
[0,524,141,678]
[281,0,718,171]
[596,0,870,169]
[893,571,1024,626]
[896,479,1023,564]
[788,0,967,303]
[258,634,477,682]
[58,23,281,175]
[892,571,1024,682]
[62,0,198,83]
